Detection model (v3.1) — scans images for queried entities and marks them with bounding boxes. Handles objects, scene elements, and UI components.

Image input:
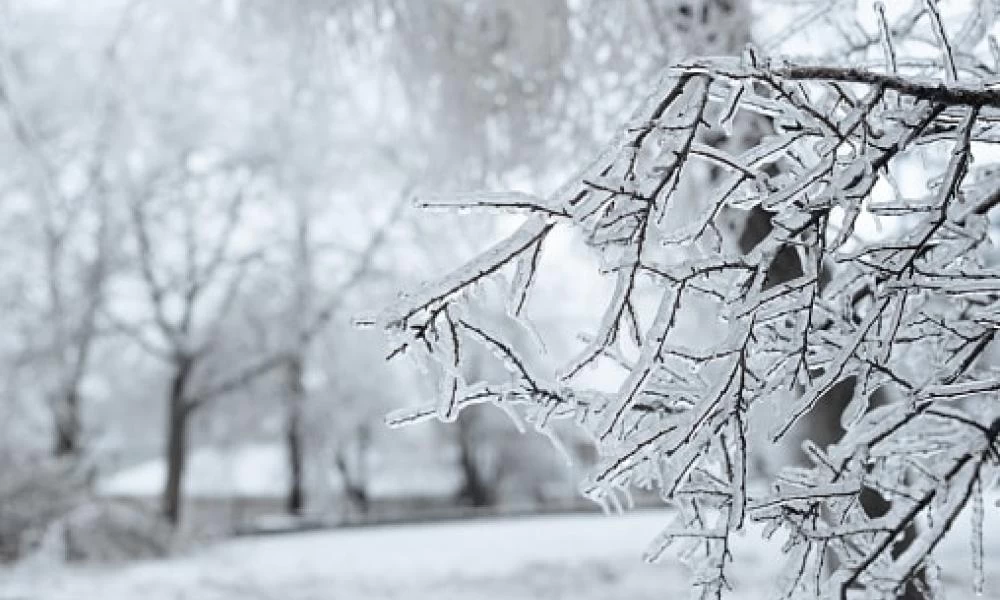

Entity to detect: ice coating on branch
[972,476,985,596]
[350,312,378,330]
[381,218,551,329]
[414,190,567,218]
[380,6,1000,596]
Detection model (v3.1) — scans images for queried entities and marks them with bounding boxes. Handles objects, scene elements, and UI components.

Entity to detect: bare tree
[0,3,135,458]
[110,158,292,525]
[280,194,404,515]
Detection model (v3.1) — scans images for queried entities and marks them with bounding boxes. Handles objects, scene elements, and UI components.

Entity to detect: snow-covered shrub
[378,4,1000,598]
[0,456,169,564]
[0,457,85,561]
[60,500,171,562]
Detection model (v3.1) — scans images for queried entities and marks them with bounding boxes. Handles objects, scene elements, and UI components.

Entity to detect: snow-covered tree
[0,0,133,459]
[100,3,299,525]
[380,2,1000,598]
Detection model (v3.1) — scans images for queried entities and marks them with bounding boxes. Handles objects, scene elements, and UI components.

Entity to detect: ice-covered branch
[383,17,1000,597]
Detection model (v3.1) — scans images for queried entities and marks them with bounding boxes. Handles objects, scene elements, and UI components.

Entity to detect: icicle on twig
[875,2,897,74]
[924,0,958,82]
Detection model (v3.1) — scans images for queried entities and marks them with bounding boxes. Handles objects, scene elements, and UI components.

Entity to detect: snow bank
[98,444,289,499]
[97,443,462,501]
[5,500,998,600]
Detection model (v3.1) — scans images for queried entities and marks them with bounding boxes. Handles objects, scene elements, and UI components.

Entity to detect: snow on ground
[98,444,290,499]
[98,442,462,501]
[2,505,999,600]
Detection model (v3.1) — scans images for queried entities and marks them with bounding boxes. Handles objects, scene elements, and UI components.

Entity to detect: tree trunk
[455,410,496,508]
[51,253,103,460]
[53,388,81,457]
[161,355,194,526]
[334,426,370,517]
[284,355,306,515]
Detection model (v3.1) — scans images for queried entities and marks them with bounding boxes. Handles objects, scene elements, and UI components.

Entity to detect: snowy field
[3,506,999,600]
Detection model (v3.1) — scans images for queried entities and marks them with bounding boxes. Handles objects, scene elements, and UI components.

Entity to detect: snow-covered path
[2,508,997,599]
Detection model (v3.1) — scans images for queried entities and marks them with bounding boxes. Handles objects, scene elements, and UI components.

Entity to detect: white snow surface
[4,504,999,600]
[98,443,462,500]
[98,444,290,499]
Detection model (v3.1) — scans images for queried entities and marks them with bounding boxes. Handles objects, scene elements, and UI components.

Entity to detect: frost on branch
[377,15,1000,600]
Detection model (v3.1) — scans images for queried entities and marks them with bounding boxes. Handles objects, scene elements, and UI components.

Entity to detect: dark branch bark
[695,62,1000,107]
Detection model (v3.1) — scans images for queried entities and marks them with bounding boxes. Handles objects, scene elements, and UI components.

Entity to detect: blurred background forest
[3,2,1000,600]
[0,0,701,562]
